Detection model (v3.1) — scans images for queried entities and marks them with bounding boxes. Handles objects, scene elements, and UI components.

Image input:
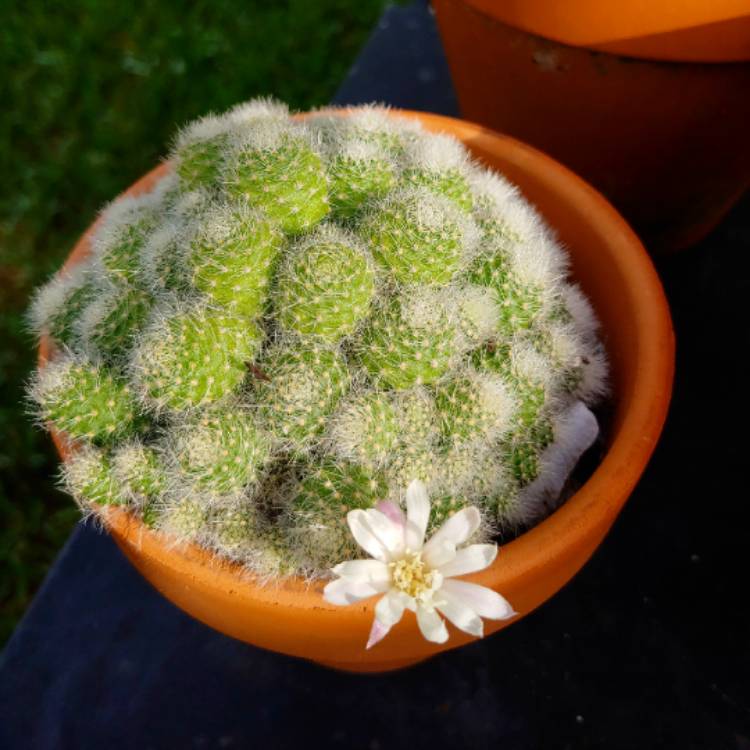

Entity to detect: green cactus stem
[188,201,284,317]
[78,284,153,362]
[225,123,329,234]
[284,461,388,570]
[130,304,263,413]
[28,264,96,349]
[167,407,270,495]
[356,288,460,389]
[93,193,163,286]
[30,355,141,444]
[254,341,349,448]
[435,368,514,447]
[112,440,167,504]
[276,225,376,341]
[324,137,397,218]
[360,188,477,285]
[62,446,125,507]
[401,133,473,212]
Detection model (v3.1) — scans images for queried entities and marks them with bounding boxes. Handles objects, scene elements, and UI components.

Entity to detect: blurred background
[0,0,397,645]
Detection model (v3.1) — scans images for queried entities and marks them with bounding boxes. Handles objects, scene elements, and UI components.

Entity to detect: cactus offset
[187,201,284,317]
[27,98,608,580]
[276,225,375,341]
[130,303,263,413]
[254,341,349,449]
[166,406,270,495]
[30,355,141,444]
[360,187,477,285]
[225,120,329,234]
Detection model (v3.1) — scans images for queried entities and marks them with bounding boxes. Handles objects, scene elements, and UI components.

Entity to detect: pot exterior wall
[433,0,750,252]
[109,503,613,672]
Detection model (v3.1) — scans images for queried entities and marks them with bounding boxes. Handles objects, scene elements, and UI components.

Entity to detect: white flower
[323,479,517,649]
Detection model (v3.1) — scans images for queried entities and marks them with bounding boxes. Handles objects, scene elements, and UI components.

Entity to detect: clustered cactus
[28,99,607,580]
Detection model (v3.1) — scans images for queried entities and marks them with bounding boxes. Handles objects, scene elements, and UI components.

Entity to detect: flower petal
[440,578,516,620]
[422,506,481,562]
[416,606,449,644]
[365,507,406,559]
[376,500,405,528]
[366,618,392,650]
[404,480,430,551]
[436,544,497,578]
[323,577,383,606]
[436,590,484,637]
[347,508,403,562]
[421,539,456,570]
[375,589,411,627]
[331,559,391,588]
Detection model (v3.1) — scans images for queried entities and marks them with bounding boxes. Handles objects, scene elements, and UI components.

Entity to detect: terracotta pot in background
[432,0,750,253]
[40,110,674,673]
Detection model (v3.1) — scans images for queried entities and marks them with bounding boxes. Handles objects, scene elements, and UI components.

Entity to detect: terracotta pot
[433,0,750,253]
[40,110,674,673]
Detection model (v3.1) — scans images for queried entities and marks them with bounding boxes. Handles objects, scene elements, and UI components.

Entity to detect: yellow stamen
[389,551,436,599]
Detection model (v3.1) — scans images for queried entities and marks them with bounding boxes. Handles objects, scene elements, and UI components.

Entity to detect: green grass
[0,0,390,645]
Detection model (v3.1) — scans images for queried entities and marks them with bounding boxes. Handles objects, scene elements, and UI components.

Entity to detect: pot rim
[452,0,750,63]
[39,108,674,618]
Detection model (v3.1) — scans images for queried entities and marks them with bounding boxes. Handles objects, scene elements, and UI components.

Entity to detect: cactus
[356,287,461,389]
[209,500,259,561]
[28,98,608,581]
[434,368,514,447]
[28,264,97,349]
[93,193,163,286]
[171,114,232,194]
[317,126,398,218]
[328,386,437,475]
[283,461,388,571]
[401,133,473,212]
[62,446,125,508]
[112,440,167,505]
[77,283,153,362]
[327,390,400,469]
[155,493,208,544]
[225,120,329,234]
[138,221,192,294]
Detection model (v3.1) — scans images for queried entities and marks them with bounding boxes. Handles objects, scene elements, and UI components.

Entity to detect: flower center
[390,551,438,600]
